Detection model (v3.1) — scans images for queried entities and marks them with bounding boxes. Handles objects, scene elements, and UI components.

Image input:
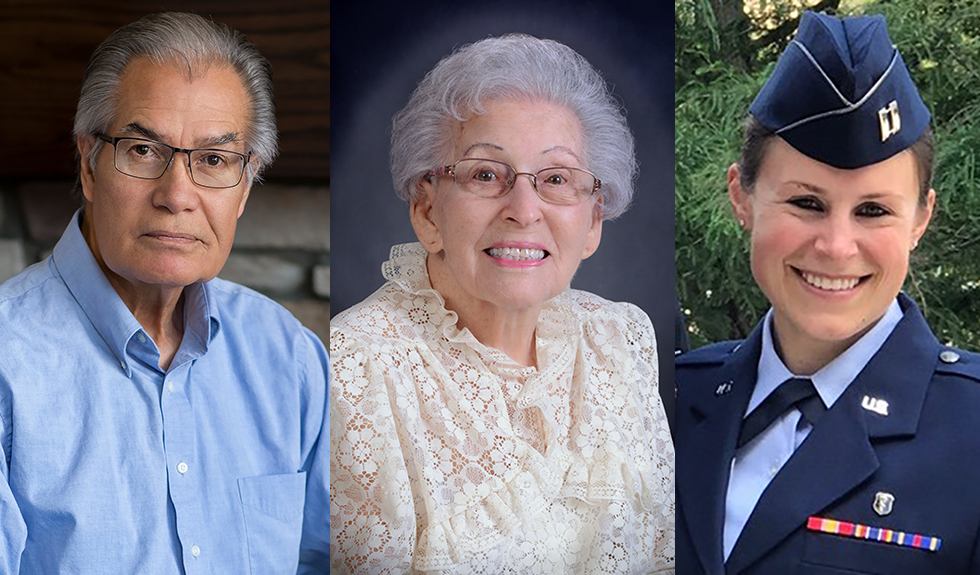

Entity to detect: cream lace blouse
[330,243,675,574]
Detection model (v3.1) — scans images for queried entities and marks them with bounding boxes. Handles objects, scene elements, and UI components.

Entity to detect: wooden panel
[0,1,328,180]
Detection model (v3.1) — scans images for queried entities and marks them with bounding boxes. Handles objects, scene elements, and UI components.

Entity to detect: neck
[81,212,186,370]
[770,317,867,376]
[427,253,540,367]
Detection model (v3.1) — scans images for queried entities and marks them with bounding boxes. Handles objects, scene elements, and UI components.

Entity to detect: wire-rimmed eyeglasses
[96,134,252,189]
[428,158,601,205]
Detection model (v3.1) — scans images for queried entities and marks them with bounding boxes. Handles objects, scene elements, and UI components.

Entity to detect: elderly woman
[330,34,674,573]
[676,11,980,574]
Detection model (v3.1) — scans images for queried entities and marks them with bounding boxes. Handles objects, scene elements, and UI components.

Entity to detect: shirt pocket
[238,471,307,575]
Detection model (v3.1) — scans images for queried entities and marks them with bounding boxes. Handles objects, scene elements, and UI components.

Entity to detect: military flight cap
[749,11,930,169]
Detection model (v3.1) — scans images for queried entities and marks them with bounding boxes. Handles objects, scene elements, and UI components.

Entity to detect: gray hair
[73,12,278,186]
[390,33,637,220]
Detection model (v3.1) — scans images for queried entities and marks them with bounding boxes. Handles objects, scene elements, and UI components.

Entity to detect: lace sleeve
[330,329,416,574]
[624,304,676,574]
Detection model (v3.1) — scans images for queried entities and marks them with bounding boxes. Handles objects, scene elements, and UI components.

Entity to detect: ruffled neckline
[381,242,578,397]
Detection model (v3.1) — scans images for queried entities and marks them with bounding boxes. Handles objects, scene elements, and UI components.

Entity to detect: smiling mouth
[485,247,548,261]
[796,268,867,291]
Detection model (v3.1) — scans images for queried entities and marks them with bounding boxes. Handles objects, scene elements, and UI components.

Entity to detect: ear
[77,135,99,203]
[727,163,752,230]
[409,178,444,254]
[912,187,936,247]
[581,192,603,259]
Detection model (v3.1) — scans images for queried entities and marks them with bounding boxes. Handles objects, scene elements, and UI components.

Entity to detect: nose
[502,173,544,225]
[152,152,200,213]
[813,212,859,260]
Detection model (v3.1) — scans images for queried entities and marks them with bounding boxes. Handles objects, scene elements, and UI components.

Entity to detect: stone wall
[0,181,329,345]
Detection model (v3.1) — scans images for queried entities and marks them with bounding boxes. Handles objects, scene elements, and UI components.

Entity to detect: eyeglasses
[96,134,252,189]
[428,158,601,205]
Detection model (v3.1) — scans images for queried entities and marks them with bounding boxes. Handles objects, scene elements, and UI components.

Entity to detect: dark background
[0,0,328,181]
[330,0,676,427]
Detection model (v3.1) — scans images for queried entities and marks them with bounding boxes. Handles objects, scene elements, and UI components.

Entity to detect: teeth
[801,271,861,291]
[487,247,546,261]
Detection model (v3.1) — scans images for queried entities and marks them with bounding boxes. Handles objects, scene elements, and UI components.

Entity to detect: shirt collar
[52,209,220,376]
[749,299,904,415]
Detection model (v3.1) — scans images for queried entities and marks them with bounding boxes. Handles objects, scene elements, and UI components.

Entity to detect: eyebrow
[542,146,582,163]
[787,181,903,200]
[460,143,582,163]
[461,142,504,157]
[118,122,242,149]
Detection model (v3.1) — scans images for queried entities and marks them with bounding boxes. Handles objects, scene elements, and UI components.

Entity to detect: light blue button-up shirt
[0,211,329,574]
[723,301,903,559]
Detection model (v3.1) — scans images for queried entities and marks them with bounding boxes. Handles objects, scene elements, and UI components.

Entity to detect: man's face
[78,58,253,289]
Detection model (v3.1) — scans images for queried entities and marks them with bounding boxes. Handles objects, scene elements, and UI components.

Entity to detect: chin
[790,312,876,347]
[130,261,216,288]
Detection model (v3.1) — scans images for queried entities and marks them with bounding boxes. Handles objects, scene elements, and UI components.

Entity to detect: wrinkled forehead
[109,57,250,145]
[444,97,585,163]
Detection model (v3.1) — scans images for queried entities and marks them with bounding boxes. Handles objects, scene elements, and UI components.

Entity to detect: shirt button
[137,332,147,344]
[119,360,126,371]
[769,464,779,478]
[168,381,174,393]
[191,545,200,557]
[177,462,188,474]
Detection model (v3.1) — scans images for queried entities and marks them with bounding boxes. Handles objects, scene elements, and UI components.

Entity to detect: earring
[738,218,746,228]
[912,239,919,251]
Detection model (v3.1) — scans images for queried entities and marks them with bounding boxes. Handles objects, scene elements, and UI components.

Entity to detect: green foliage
[676,0,980,349]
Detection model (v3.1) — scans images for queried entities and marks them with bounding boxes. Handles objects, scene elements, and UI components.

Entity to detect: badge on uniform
[873,491,895,516]
[807,516,942,552]
[878,100,901,142]
[861,395,889,416]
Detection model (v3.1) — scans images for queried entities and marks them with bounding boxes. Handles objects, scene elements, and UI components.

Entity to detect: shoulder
[0,258,77,341]
[933,346,980,384]
[207,277,324,353]
[675,340,742,368]
[0,257,61,307]
[331,279,437,343]
[208,276,301,325]
[564,289,655,337]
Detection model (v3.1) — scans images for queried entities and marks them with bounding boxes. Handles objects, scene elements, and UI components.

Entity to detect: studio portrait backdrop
[330,0,676,425]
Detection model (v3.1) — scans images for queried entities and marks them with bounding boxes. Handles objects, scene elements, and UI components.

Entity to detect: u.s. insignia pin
[861,395,889,416]
[878,100,901,142]
[874,491,895,516]
[715,382,732,396]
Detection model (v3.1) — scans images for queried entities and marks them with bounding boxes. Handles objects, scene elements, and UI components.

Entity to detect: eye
[123,141,165,161]
[856,202,891,218]
[473,169,498,182]
[543,173,568,186]
[203,154,225,167]
[787,196,825,212]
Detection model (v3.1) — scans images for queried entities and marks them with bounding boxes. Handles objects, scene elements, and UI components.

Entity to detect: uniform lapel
[678,324,764,575]
[725,294,938,573]
[725,390,879,573]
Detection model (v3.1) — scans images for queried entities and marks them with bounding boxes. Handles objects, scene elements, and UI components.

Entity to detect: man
[0,13,328,574]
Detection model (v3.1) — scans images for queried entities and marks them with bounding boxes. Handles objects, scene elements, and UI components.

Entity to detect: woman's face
[729,137,934,362]
[412,98,602,317]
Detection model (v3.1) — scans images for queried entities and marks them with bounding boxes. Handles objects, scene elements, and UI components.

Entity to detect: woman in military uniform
[676,11,980,574]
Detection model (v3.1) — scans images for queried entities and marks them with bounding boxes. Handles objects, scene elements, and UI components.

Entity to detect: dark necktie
[737,377,826,449]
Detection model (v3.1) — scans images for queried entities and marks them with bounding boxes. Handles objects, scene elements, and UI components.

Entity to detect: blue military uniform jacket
[675,294,980,574]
